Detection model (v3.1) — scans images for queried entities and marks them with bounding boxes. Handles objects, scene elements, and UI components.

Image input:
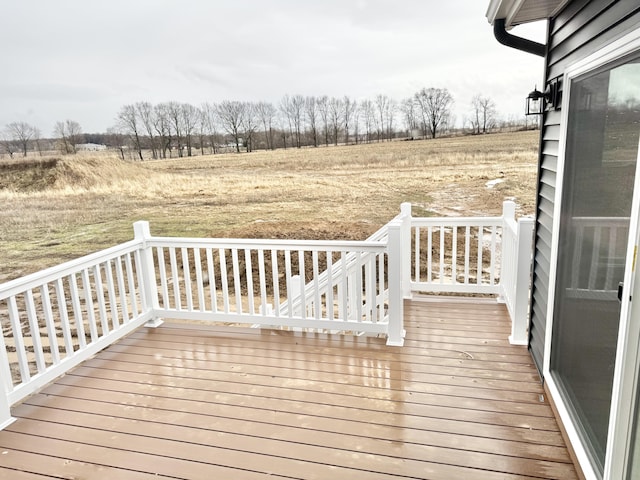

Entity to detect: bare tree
[352,102,361,144]
[0,132,16,158]
[166,102,184,157]
[343,96,356,145]
[279,95,295,149]
[6,122,35,157]
[243,102,259,152]
[400,98,419,137]
[201,102,219,154]
[304,96,318,147]
[375,94,390,141]
[361,99,375,143]
[256,101,277,150]
[385,98,397,141]
[117,105,144,160]
[135,101,158,158]
[316,96,330,146]
[414,87,453,139]
[181,103,199,157]
[197,106,207,155]
[105,127,126,160]
[329,97,344,145]
[470,94,497,134]
[216,100,245,153]
[154,103,172,158]
[290,95,305,148]
[32,127,43,156]
[53,120,82,154]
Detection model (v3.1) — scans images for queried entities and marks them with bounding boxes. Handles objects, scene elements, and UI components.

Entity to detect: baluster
[82,269,98,342]
[313,251,320,320]
[339,251,348,321]
[182,248,193,312]
[7,297,30,382]
[258,249,267,315]
[452,226,458,284]
[219,248,230,314]
[490,225,497,286]
[464,225,470,284]
[231,248,242,314]
[271,249,280,316]
[40,284,60,365]
[68,273,87,349]
[25,290,46,373]
[298,251,306,317]
[54,279,74,356]
[169,247,181,310]
[477,226,483,285]
[156,247,169,309]
[115,256,129,323]
[206,248,218,313]
[194,248,205,311]
[124,253,138,318]
[245,249,255,315]
[93,265,109,336]
[105,260,119,329]
[326,251,334,321]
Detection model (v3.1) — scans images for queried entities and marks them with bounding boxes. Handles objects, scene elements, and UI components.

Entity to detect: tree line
[1,88,533,159]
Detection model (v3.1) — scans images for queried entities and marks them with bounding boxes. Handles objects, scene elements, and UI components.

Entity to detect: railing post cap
[133,221,151,239]
[400,202,412,216]
[502,200,516,219]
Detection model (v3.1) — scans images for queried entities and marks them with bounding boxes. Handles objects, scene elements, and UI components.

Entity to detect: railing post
[502,200,516,222]
[510,217,535,345]
[0,391,14,430]
[387,220,405,346]
[400,202,413,299]
[0,333,16,429]
[133,221,163,328]
[498,200,517,303]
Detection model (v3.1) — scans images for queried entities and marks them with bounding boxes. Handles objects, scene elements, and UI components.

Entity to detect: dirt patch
[225,220,380,242]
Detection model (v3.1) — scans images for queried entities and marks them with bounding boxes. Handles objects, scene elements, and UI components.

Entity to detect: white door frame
[543,27,640,480]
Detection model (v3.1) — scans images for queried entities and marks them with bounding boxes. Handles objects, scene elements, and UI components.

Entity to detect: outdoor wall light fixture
[526,77,562,116]
[526,87,545,115]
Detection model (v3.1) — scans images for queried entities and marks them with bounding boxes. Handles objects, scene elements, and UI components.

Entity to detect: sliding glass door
[550,53,640,477]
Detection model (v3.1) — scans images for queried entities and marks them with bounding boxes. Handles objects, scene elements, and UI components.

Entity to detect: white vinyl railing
[568,216,628,299]
[406,201,534,344]
[0,201,533,429]
[0,238,155,429]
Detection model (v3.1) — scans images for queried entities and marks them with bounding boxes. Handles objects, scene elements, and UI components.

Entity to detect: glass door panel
[550,54,640,477]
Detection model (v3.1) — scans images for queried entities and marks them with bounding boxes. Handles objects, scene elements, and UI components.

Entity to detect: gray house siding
[529,0,640,374]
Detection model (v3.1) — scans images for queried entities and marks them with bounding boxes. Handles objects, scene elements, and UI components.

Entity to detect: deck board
[0,298,578,479]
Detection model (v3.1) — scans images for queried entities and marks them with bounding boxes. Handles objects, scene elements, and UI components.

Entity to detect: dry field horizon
[0,130,539,284]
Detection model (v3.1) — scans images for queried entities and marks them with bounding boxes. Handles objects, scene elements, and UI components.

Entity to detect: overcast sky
[0,0,546,136]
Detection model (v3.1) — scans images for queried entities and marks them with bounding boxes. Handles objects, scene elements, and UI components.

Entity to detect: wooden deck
[0,297,577,479]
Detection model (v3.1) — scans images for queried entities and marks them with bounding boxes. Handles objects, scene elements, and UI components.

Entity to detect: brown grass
[0,131,539,283]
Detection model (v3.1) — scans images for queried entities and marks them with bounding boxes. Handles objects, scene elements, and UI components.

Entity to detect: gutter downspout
[493,18,546,57]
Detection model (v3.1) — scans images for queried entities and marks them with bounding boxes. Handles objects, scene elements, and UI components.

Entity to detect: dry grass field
[0,131,539,284]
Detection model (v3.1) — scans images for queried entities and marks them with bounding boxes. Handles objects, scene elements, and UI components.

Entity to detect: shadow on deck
[0,297,577,479]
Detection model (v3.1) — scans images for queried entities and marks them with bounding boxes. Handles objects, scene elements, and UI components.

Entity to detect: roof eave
[486,0,569,27]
